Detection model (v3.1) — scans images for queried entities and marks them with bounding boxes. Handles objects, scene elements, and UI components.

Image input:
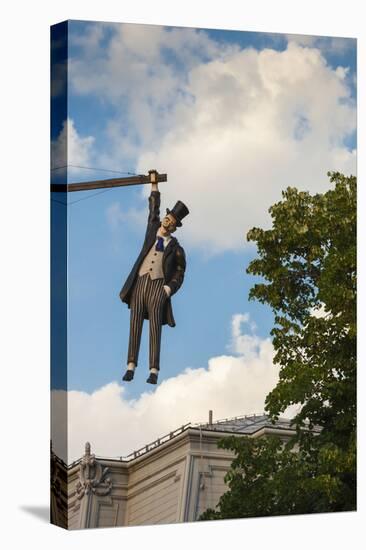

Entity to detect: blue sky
[51,20,356,461]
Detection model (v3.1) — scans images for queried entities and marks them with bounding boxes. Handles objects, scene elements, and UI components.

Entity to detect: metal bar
[51,172,168,193]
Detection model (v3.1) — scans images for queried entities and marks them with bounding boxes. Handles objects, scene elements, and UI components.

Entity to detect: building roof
[193,413,293,434]
[65,413,298,468]
[119,413,296,462]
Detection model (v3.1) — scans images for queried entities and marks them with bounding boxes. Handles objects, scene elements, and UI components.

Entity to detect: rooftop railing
[64,412,301,469]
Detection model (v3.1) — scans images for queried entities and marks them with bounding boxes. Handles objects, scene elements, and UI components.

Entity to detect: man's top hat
[166,200,189,227]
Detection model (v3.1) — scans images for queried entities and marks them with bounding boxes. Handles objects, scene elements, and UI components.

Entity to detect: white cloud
[310,303,329,318]
[51,118,95,173]
[69,24,230,150]
[69,22,109,53]
[69,25,356,253]
[135,42,356,252]
[67,118,95,167]
[51,313,283,463]
[229,313,260,357]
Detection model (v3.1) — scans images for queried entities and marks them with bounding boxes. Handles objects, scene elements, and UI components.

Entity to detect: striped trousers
[127,273,168,371]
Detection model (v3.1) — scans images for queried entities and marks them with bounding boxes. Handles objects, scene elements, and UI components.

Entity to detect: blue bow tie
[155,236,164,252]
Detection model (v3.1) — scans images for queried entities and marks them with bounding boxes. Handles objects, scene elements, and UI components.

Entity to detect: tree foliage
[199,172,356,520]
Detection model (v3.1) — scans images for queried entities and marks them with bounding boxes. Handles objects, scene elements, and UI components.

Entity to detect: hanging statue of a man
[119,173,189,385]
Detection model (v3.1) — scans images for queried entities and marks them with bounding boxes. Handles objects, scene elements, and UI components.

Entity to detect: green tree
[199,172,356,520]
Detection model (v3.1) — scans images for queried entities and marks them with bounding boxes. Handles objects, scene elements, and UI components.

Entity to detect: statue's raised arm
[146,182,160,228]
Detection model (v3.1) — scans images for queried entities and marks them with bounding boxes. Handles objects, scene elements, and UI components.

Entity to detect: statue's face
[161,213,177,233]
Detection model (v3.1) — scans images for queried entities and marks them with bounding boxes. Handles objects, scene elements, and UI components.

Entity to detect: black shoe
[123,370,134,382]
[146,372,158,385]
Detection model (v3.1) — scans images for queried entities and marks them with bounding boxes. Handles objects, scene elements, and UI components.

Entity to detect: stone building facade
[51,414,297,530]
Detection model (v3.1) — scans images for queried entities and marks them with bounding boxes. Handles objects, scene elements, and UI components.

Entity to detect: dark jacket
[119,191,186,327]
